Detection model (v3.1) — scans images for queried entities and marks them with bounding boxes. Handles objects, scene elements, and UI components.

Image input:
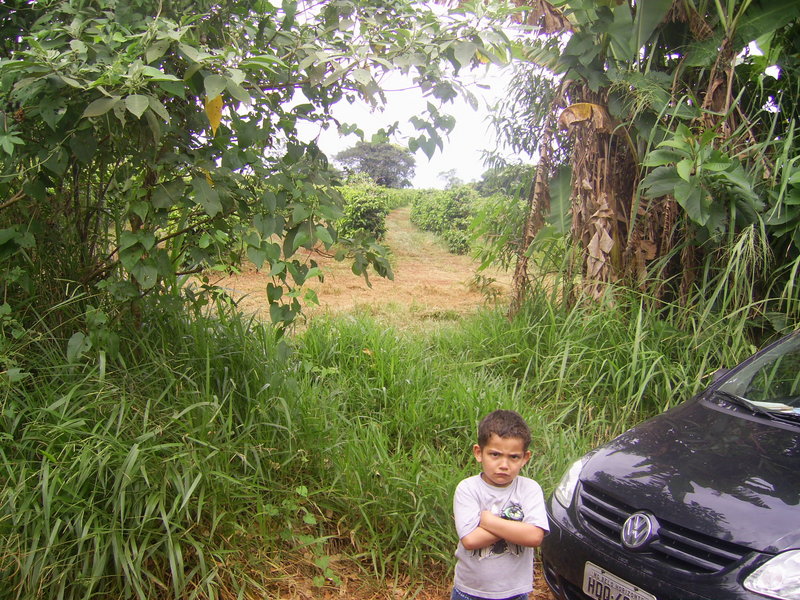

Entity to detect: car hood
[582,397,800,552]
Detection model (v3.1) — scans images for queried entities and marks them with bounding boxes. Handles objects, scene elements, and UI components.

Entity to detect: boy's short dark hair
[477,410,531,450]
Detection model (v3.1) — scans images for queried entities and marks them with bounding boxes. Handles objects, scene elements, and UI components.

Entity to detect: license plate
[582,562,656,600]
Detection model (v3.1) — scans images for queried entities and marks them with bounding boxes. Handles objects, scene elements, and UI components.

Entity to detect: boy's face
[473,433,531,488]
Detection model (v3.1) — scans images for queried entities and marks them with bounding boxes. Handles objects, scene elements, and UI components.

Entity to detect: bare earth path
[216,206,512,328]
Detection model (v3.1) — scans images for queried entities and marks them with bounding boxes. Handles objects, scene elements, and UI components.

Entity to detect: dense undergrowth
[3,275,796,600]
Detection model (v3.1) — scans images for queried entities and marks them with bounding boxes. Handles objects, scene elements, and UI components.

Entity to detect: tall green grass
[2,302,302,600]
[2,260,798,598]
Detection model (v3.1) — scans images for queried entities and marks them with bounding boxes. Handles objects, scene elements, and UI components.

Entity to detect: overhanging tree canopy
[0,0,516,332]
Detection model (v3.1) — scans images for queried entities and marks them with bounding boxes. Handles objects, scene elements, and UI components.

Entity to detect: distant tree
[438,168,463,189]
[335,142,416,188]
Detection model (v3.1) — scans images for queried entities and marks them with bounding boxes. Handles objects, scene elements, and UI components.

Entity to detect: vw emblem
[621,512,656,549]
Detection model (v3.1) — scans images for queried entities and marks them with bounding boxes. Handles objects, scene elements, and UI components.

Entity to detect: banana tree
[506,0,800,312]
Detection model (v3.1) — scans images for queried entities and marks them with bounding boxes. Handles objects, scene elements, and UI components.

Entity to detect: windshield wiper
[712,390,800,423]
[712,390,773,415]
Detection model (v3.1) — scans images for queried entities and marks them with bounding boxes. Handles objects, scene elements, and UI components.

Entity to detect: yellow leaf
[476,50,490,64]
[202,168,214,187]
[558,102,614,133]
[204,95,223,137]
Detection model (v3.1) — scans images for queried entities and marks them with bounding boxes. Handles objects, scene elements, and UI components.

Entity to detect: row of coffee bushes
[409,186,477,254]
[336,176,423,240]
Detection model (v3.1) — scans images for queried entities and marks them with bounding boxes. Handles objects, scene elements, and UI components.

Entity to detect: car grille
[577,481,750,574]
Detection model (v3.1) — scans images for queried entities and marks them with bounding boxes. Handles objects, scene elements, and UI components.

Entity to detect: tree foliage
[474,163,536,198]
[0,0,516,335]
[500,0,800,326]
[335,141,416,188]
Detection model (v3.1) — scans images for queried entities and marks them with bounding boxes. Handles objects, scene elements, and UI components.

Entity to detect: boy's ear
[472,444,483,462]
[523,449,532,464]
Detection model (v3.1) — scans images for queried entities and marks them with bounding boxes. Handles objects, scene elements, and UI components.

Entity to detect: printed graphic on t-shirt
[472,502,525,559]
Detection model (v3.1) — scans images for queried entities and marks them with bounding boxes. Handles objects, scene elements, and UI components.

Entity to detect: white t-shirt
[453,474,549,599]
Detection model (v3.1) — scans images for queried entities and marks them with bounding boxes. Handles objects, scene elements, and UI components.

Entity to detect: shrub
[410,186,477,254]
[410,190,447,233]
[470,192,527,270]
[337,182,390,240]
[442,228,471,254]
[384,187,423,210]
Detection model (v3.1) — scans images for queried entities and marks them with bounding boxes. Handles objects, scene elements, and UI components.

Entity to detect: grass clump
[1,300,307,600]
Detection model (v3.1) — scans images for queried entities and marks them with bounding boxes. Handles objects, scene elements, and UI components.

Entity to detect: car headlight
[744,550,800,600]
[554,454,592,508]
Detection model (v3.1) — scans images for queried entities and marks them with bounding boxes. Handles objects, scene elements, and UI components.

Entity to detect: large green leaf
[454,41,477,67]
[191,177,222,217]
[607,3,634,62]
[82,96,119,118]
[640,166,683,198]
[676,158,694,182]
[151,180,185,210]
[630,0,672,59]
[247,245,268,268]
[547,166,573,235]
[705,199,728,235]
[131,260,158,289]
[141,66,180,81]
[66,332,91,363]
[674,180,710,226]
[733,0,800,52]
[642,148,686,167]
[125,95,150,119]
[119,246,145,271]
[254,214,277,238]
[204,74,227,99]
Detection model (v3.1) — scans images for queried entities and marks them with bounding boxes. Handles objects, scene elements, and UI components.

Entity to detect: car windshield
[715,331,800,417]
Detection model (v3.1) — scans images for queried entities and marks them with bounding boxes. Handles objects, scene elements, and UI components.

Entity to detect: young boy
[452,410,549,600]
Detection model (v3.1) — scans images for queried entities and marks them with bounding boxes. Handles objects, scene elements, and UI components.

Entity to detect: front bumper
[541,496,769,600]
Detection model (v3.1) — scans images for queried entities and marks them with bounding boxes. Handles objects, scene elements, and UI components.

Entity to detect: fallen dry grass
[264,556,553,600]
[212,207,512,331]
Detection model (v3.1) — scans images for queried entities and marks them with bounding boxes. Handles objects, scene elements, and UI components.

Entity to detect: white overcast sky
[298,65,521,189]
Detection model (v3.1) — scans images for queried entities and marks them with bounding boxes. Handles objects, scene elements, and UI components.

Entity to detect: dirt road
[214,206,511,329]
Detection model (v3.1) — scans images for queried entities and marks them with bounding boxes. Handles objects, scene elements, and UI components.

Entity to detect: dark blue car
[542,330,800,600]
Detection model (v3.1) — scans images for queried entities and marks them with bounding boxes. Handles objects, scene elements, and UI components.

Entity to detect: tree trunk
[508,91,563,319]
